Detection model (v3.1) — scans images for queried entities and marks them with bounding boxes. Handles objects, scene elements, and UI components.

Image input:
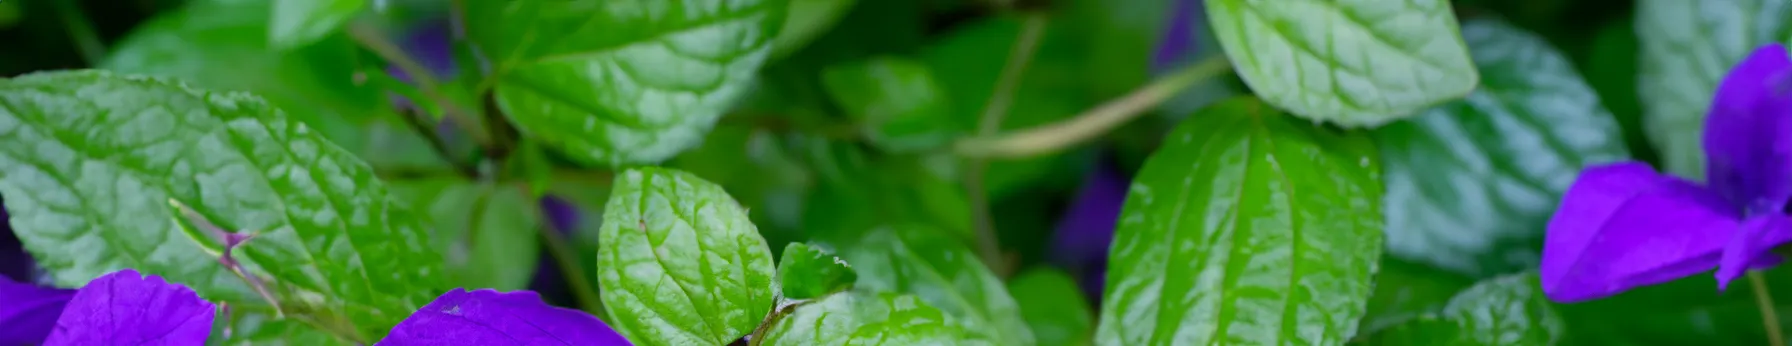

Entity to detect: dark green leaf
[777,242,857,300]
[269,0,366,50]
[1008,267,1094,346]
[1206,0,1478,126]
[1557,269,1792,345]
[1357,273,1563,345]
[0,71,447,341]
[101,0,444,172]
[1095,97,1383,345]
[771,0,857,60]
[1636,0,1792,178]
[758,291,988,345]
[919,16,1094,199]
[388,179,542,291]
[596,167,778,345]
[1374,19,1629,277]
[1361,257,1474,334]
[464,0,789,166]
[838,225,1033,345]
[821,57,960,152]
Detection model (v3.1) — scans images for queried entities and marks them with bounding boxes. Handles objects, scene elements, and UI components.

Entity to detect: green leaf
[1095,97,1384,345]
[102,0,444,172]
[269,0,366,50]
[771,0,858,60]
[1008,268,1094,346]
[464,0,789,166]
[821,57,960,152]
[1556,268,1792,345]
[1373,19,1630,277]
[388,179,542,290]
[838,225,1033,345]
[596,167,778,345]
[1636,0,1792,178]
[0,71,447,341]
[216,312,349,345]
[1205,0,1478,126]
[1357,273,1564,345]
[777,242,858,300]
[1360,257,1474,334]
[758,291,989,345]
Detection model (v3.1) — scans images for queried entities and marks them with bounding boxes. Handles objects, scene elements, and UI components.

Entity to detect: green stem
[954,56,1232,159]
[1750,272,1785,346]
[51,0,105,65]
[964,13,1047,278]
[535,211,605,316]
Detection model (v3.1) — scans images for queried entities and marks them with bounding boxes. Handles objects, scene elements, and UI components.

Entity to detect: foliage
[0,0,1783,345]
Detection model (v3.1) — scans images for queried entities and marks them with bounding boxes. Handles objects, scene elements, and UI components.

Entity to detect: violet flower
[1152,0,1199,72]
[0,268,630,344]
[1541,43,1792,302]
[0,269,214,345]
[1053,159,1129,299]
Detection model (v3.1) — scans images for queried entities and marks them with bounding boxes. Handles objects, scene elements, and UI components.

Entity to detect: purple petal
[379,288,630,346]
[1151,0,1199,72]
[44,269,216,345]
[1702,43,1792,213]
[1715,215,1792,288]
[0,275,73,344]
[540,195,581,235]
[1540,162,1742,302]
[1052,160,1128,299]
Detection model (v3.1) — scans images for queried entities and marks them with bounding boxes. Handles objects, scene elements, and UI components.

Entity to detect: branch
[964,13,1048,277]
[955,56,1231,159]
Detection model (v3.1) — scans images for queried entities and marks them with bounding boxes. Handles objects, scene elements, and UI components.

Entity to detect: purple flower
[1541,43,1792,302]
[1,269,629,344]
[1053,159,1129,299]
[0,274,73,344]
[1152,0,1199,72]
[379,289,630,345]
[0,269,217,345]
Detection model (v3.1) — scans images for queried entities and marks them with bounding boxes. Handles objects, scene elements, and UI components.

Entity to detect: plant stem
[955,56,1232,159]
[964,13,1047,278]
[1750,272,1785,346]
[345,21,492,148]
[536,216,605,316]
[50,0,105,65]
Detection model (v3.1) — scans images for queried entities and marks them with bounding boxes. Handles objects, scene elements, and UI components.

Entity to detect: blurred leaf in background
[1375,18,1630,278]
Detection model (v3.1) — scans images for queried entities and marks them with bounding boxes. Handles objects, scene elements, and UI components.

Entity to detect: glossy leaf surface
[1096,97,1384,345]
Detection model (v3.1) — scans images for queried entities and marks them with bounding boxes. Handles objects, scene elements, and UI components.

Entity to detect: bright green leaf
[216,312,349,345]
[821,57,960,152]
[1008,267,1094,346]
[837,225,1033,345]
[596,167,778,345]
[269,0,367,50]
[1374,19,1629,277]
[1357,273,1564,345]
[758,291,990,345]
[777,242,857,300]
[1636,0,1792,178]
[1206,0,1478,126]
[464,0,789,166]
[1095,97,1383,345]
[102,0,444,172]
[0,71,447,341]
[388,179,542,291]
[771,0,858,60]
